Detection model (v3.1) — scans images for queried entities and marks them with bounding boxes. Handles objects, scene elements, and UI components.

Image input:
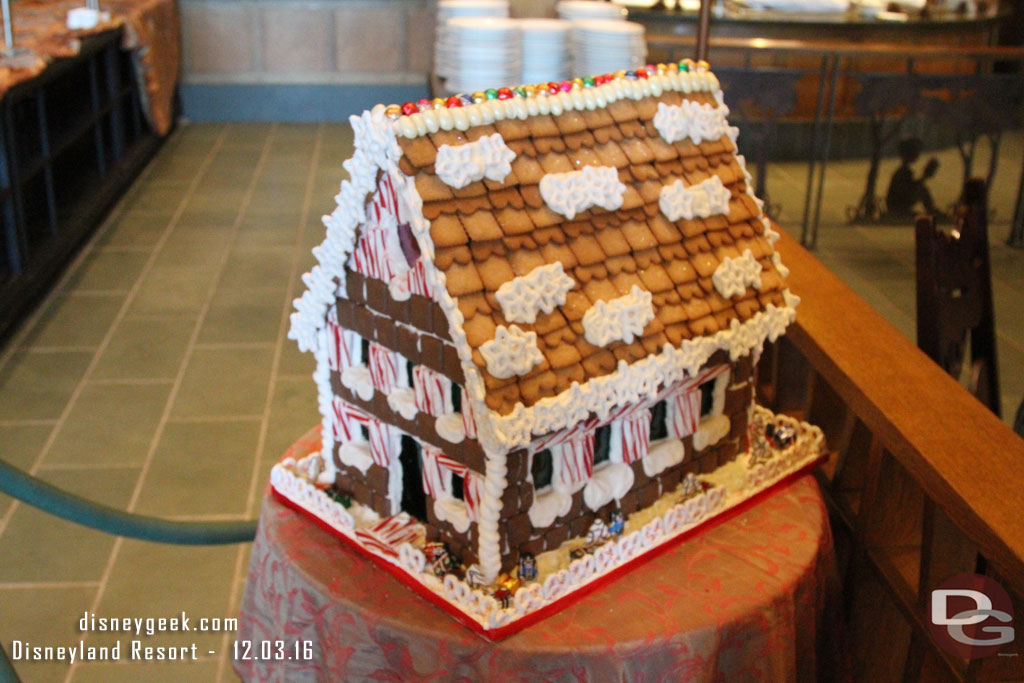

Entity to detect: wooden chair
[914,178,1001,417]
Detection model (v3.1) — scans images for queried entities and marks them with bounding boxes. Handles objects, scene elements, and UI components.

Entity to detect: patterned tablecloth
[0,0,178,135]
[236,427,842,682]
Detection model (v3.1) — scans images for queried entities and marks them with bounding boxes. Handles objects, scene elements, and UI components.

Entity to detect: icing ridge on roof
[389,63,722,141]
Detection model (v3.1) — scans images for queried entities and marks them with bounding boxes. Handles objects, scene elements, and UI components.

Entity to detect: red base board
[271,454,825,642]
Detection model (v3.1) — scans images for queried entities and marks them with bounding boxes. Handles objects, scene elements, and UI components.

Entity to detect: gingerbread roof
[395,90,787,418]
[290,67,799,453]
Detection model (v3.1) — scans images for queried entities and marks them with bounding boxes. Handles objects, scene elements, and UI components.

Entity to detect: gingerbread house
[284,64,806,593]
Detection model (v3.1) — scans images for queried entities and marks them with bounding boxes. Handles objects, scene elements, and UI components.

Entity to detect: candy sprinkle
[383,61,717,125]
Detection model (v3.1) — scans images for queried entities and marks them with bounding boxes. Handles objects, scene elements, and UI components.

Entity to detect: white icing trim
[340,364,375,401]
[642,439,685,477]
[479,449,506,581]
[652,99,732,145]
[495,262,575,325]
[314,327,336,484]
[387,431,403,515]
[434,497,472,533]
[582,462,634,511]
[528,488,572,528]
[693,414,730,451]
[712,249,763,299]
[289,108,402,354]
[772,251,790,279]
[538,166,626,220]
[479,325,545,379]
[434,133,516,189]
[658,174,732,222]
[271,463,356,533]
[582,285,655,347]
[435,413,467,444]
[338,442,373,474]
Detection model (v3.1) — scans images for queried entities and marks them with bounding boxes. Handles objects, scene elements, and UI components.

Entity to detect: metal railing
[0,455,258,681]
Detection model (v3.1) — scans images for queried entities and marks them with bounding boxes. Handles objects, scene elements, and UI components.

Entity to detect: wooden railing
[760,229,1024,682]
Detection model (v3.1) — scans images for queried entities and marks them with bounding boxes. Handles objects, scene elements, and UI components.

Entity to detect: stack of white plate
[435,0,510,76]
[519,19,572,84]
[556,0,628,21]
[571,19,646,75]
[441,17,522,93]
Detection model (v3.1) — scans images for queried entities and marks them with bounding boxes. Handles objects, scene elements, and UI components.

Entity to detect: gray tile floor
[0,121,1021,682]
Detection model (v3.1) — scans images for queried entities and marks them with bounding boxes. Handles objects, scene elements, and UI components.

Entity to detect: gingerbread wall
[496,352,755,575]
[327,270,486,568]
[329,441,482,568]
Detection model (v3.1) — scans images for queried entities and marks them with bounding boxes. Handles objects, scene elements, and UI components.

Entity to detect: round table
[235,427,840,682]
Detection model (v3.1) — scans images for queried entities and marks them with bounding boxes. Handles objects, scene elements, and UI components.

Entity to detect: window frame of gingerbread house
[422,442,480,533]
[691,369,733,453]
[334,397,375,474]
[413,364,454,417]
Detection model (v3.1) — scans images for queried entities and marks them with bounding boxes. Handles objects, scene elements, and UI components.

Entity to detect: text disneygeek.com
[8,611,239,664]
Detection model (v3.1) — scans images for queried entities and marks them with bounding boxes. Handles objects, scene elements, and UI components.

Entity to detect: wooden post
[696,0,711,63]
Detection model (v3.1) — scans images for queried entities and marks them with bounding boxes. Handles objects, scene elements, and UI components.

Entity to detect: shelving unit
[0,27,166,340]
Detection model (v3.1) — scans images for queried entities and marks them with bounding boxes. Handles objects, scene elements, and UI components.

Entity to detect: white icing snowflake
[659,174,732,222]
[538,165,626,220]
[434,133,516,189]
[582,285,655,347]
[479,325,544,379]
[652,100,730,145]
[712,249,763,299]
[495,262,576,324]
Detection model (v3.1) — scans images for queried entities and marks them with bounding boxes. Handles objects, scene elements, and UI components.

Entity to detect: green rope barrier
[0,641,19,683]
[0,457,257,545]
